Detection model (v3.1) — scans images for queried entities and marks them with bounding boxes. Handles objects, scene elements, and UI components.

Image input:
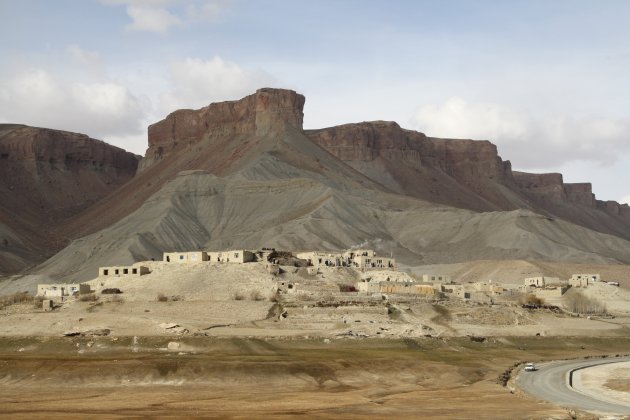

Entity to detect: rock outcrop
[140,88,305,170]
[0,125,138,173]
[3,88,630,278]
[306,120,630,239]
[306,121,511,181]
[0,124,140,273]
[306,121,629,218]
[512,172,566,202]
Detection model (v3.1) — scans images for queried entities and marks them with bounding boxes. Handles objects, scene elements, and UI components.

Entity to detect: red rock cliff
[0,124,139,233]
[0,125,138,175]
[513,172,566,202]
[0,124,140,272]
[141,88,305,170]
[305,121,509,181]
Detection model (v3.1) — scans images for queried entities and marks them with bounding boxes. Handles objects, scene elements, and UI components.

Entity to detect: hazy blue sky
[1,0,628,204]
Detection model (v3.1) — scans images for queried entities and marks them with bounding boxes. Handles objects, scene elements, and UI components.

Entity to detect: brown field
[1,336,629,418]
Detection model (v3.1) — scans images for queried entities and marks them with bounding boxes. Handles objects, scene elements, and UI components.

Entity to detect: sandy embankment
[573,361,630,406]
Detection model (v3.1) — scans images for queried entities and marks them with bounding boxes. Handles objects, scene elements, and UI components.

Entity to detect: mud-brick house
[206,250,255,263]
[163,251,208,264]
[99,264,150,277]
[37,283,90,298]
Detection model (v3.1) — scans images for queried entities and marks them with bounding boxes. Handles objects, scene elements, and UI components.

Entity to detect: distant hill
[0,124,139,274]
[0,88,629,289]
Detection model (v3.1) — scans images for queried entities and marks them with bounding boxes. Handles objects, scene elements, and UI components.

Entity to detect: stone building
[295,251,345,267]
[524,276,559,288]
[296,249,396,270]
[352,254,396,270]
[206,250,255,263]
[569,273,600,288]
[99,264,150,277]
[37,283,90,298]
[163,251,208,264]
[421,274,451,283]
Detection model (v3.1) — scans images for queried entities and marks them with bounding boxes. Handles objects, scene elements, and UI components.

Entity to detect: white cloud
[125,3,181,33]
[66,45,106,78]
[0,46,147,147]
[102,0,230,33]
[411,97,630,169]
[621,195,630,205]
[411,98,530,142]
[186,0,230,22]
[159,56,275,114]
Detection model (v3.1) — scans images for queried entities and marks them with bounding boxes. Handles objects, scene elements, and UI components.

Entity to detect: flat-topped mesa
[564,183,595,207]
[513,172,567,202]
[422,137,510,181]
[0,124,139,176]
[306,121,423,168]
[141,88,304,171]
[306,121,510,180]
[598,200,630,217]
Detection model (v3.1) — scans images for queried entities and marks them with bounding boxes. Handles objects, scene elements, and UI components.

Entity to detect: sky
[0,0,629,204]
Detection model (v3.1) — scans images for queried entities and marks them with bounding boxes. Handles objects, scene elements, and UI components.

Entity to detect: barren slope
[4,88,630,288]
[0,124,139,274]
[19,167,630,288]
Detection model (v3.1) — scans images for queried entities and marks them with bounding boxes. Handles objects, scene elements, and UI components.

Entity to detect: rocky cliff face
[0,124,140,273]
[306,121,514,211]
[0,124,138,175]
[140,88,305,170]
[3,88,630,277]
[306,121,510,181]
[306,120,630,225]
[513,172,630,217]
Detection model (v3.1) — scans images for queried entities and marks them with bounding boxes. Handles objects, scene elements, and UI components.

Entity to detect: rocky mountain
[1,88,629,289]
[305,121,630,239]
[0,124,139,274]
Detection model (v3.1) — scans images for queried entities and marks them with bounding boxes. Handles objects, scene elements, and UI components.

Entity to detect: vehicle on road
[524,363,537,372]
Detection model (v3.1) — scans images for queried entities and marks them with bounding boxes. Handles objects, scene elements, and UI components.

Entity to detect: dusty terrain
[2,262,630,339]
[1,336,629,418]
[1,262,630,417]
[574,361,630,406]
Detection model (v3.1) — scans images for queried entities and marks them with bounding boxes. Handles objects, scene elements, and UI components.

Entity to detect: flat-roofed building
[207,250,255,263]
[99,264,150,277]
[37,283,90,297]
[163,251,208,264]
[569,273,600,287]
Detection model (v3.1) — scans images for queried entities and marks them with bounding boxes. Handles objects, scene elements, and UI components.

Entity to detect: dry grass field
[1,336,629,418]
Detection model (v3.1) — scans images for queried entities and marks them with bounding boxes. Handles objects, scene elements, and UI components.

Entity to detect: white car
[524,363,537,372]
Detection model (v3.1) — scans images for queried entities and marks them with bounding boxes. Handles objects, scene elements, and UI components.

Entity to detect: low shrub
[78,293,98,302]
[101,288,123,294]
[233,292,245,301]
[520,294,544,307]
[339,284,357,292]
[157,293,168,302]
[0,292,34,309]
[250,290,265,301]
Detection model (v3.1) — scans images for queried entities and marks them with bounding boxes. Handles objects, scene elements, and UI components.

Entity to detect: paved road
[516,356,630,415]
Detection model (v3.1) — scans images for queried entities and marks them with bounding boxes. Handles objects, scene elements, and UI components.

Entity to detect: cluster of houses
[346,272,618,303]
[36,244,621,308]
[36,248,398,299]
[295,250,396,270]
[520,273,619,299]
